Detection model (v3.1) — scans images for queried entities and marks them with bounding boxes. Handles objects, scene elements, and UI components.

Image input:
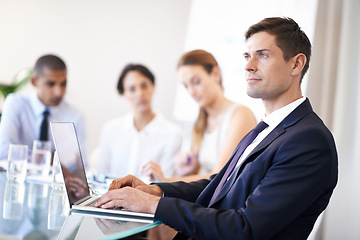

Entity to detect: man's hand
[109,174,163,196]
[94,187,161,214]
[95,175,163,214]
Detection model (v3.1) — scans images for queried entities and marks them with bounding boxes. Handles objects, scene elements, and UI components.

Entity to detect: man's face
[32,67,67,106]
[243,31,296,102]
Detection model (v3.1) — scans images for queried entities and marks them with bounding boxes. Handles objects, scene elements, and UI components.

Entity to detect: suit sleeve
[154,127,338,240]
[156,179,210,203]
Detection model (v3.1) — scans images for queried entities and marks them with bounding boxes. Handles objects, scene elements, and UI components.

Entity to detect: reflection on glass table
[3,180,25,220]
[0,170,162,239]
[0,171,68,239]
[58,211,161,240]
[48,188,69,231]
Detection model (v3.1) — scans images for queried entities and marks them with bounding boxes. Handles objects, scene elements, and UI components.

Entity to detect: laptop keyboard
[85,199,98,207]
[85,199,123,210]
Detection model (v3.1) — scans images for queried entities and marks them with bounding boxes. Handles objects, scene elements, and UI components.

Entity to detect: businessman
[0,54,86,160]
[95,17,338,240]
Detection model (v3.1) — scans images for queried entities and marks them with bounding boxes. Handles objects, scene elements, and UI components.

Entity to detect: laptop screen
[50,122,90,205]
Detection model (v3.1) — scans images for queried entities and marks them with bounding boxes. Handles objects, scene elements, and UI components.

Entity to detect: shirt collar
[124,112,162,134]
[30,93,66,117]
[143,113,162,134]
[263,97,306,128]
[30,93,47,117]
[123,112,135,130]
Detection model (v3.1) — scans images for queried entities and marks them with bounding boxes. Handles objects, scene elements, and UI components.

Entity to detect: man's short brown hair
[245,17,311,81]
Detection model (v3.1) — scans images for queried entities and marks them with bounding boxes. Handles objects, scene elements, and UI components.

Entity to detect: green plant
[0,68,33,120]
[0,68,33,99]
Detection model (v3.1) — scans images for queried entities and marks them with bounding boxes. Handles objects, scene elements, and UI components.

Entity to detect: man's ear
[30,77,37,87]
[291,53,306,77]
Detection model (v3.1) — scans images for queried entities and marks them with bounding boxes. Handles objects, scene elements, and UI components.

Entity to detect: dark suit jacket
[155,99,338,240]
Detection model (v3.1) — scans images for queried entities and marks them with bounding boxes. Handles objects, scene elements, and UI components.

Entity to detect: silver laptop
[50,122,154,219]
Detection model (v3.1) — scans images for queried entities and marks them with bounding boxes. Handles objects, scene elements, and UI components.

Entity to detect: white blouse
[91,113,182,179]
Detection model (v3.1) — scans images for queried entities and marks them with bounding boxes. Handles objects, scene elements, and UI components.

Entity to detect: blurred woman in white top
[91,64,182,179]
[141,50,257,182]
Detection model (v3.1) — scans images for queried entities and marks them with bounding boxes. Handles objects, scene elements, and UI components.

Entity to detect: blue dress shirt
[0,93,87,163]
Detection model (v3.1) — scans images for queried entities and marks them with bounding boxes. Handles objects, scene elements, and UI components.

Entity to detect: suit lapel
[207,98,313,207]
[209,126,286,206]
[237,98,313,172]
[196,130,254,205]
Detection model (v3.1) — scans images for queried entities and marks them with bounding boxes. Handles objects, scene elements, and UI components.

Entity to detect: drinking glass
[7,144,28,182]
[52,150,65,190]
[47,188,68,230]
[31,140,52,176]
[27,182,49,209]
[3,180,25,220]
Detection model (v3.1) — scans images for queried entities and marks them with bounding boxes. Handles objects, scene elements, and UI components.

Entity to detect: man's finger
[95,189,122,207]
[109,175,137,190]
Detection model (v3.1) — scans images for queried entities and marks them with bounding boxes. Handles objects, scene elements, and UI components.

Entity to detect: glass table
[0,170,161,239]
[58,210,160,240]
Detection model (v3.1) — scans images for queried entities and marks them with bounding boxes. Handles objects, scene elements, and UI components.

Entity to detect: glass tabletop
[58,211,161,240]
[0,170,161,239]
[0,170,63,239]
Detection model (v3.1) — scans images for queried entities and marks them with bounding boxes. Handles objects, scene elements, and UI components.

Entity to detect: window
[173,0,318,121]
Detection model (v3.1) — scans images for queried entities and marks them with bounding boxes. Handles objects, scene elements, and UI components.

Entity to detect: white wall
[0,0,192,154]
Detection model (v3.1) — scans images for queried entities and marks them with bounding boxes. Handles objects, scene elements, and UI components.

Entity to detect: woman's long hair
[177,49,222,153]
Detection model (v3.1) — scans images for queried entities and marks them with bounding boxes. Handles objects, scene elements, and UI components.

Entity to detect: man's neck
[263,91,302,116]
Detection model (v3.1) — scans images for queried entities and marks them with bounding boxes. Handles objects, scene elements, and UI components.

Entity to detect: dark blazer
[155,99,338,240]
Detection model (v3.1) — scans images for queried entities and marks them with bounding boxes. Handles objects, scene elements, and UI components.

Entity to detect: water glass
[3,180,25,220]
[27,182,49,209]
[7,144,28,182]
[52,150,65,190]
[31,140,52,176]
[47,188,68,230]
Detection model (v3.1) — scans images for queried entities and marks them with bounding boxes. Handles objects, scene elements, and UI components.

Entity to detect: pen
[186,154,199,163]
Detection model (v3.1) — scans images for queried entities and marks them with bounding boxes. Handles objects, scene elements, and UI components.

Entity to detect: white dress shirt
[235,97,307,169]
[0,93,87,162]
[92,112,182,179]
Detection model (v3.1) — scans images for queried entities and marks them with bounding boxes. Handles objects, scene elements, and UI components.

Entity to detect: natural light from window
[173,0,318,123]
